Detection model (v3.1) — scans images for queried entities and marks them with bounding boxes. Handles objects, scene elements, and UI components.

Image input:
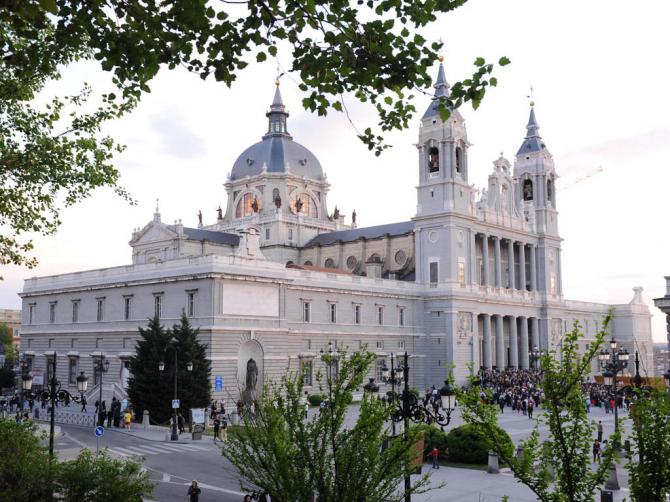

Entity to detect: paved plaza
[41,402,634,501]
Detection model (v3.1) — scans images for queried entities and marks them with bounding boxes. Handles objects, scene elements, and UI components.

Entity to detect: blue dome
[230,136,324,181]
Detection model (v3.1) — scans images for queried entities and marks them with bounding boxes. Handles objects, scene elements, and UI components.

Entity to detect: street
[54,424,247,502]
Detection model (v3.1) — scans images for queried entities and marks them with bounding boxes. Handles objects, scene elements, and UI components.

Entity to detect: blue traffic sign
[95,426,104,437]
[215,375,223,391]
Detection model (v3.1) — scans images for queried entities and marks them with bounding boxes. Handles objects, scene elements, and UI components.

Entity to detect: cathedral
[19,63,654,405]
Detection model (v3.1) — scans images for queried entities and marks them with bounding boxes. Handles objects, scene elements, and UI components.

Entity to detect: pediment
[129,221,179,247]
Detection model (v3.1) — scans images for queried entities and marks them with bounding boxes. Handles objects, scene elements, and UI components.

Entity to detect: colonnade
[477,233,537,291]
[479,314,540,370]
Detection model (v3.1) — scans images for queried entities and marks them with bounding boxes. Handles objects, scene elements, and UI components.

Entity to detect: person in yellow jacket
[123,409,132,430]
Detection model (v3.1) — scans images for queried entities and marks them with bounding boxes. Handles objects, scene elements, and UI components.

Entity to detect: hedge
[307,394,324,406]
[409,424,449,460]
[445,423,514,465]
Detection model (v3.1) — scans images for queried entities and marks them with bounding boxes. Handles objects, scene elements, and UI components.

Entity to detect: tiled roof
[180,227,240,246]
[303,221,414,247]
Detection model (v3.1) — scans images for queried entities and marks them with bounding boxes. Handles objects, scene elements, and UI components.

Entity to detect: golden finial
[527,85,535,107]
[438,54,444,63]
[275,79,280,86]
[530,100,535,107]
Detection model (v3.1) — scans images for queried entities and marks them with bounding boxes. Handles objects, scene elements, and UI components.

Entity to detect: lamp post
[21,355,88,500]
[633,351,642,389]
[380,353,405,436]
[598,338,629,438]
[93,356,110,426]
[663,368,670,392]
[381,352,455,502]
[529,345,541,369]
[159,347,193,441]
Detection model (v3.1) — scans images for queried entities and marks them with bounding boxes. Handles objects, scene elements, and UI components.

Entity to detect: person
[187,480,201,502]
[123,409,132,431]
[213,414,221,443]
[431,447,439,469]
[585,396,590,413]
[177,412,185,434]
[106,402,113,427]
[94,399,99,414]
[597,421,603,443]
[221,414,228,441]
[592,439,601,463]
[243,496,252,502]
[527,400,534,420]
[97,402,106,427]
[80,395,87,413]
[112,398,121,428]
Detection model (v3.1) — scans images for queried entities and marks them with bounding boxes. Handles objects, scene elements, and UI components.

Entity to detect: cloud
[148,109,207,160]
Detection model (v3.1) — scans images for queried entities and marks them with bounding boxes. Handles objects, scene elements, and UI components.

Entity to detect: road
[55,424,247,502]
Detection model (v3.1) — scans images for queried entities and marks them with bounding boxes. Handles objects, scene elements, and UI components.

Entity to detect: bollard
[604,463,620,491]
[487,451,499,474]
[142,410,150,431]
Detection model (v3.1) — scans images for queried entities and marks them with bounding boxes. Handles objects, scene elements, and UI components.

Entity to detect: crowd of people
[94,396,134,430]
[476,368,543,418]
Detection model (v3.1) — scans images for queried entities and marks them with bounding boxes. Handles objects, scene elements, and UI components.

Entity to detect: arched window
[235,193,261,218]
[547,179,554,204]
[428,147,439,173]
[286,261,294,267]
[324,258,336,268]
[290,193,318,218]
[523,179,533,201]
[455,147,462,173]
[304,260,313,266]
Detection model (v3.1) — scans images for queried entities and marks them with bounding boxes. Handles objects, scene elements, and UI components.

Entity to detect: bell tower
[513,103,562,297]
[416,60,473,217]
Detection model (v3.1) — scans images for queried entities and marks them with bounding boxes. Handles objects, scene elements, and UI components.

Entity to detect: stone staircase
[85,382,128,405]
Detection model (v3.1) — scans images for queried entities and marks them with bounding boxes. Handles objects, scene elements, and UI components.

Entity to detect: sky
[2,0,669,342]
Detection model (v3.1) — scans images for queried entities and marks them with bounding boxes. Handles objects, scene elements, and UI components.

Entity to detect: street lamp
[663,368,670,391]
[20,355,88,501]
[93,357,110,426]
[599,338,629,439]
[380,353,404,436]
[159,348,193,441]
[529,345,541,369]
[363,377,380,395]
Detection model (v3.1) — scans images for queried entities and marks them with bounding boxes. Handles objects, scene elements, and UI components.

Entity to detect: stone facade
[19,65,654,406]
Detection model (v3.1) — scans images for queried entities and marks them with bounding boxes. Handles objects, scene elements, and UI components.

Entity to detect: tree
[171,313,212,415]
[459,317,618,502]
[57,449,154,501]
[0,322,18,368]
[0,417,52,500]
[221,349,430,501]
[126,316,173,424]
[626,389,670,501]
[2,1,508,269]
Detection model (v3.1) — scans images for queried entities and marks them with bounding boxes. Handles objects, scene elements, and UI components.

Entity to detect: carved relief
[551,319,562,347]
[457,312,474,342]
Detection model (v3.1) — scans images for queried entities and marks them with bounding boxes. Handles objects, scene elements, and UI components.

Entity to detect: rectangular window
[71,338,77,349]
[429,261,439,286]
[96,298,105,321]
[288,228,293,241]
[187,292,196,317]
[68,358,78,385]
[353,304,361,325]
[458,261,466,287]
[46,357,54,383]
[399,307,405,327]
[25,355,33,372]
[29,304,35,324]
[49,302,56,323]
[123,337,131,349]
[96,338,103,349]
[329,303,337,323]
[124,296,132,320]
[302,301,311,323]
[376,358,387,382]
[550,273,557,295]
[48,338,54,348]
[301,359,313,387]
[154,295,162,318]
[377,306,384,325]
[72,300,79,323]
[398,340,406,349]
[376,340,384,349]
[265,228,270,240]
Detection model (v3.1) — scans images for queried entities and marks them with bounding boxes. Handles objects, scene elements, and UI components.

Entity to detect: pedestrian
[106,404,113,428]
[592,439,601,463]
[213,415,221,442]
[178,412,185,434]
[80,395,87,413]
[94,400,99,414]
[597,421,603,443]
[123,409,132,431]
[585,397,590,413]
[221,415,228,441]
[527,401,533,420]
[187,480,201,502]
[431,447,439,469]
[243,496,252,502]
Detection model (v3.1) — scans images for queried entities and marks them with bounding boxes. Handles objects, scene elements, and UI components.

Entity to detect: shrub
[307,394,324,406]
[445,424,513,465]
[409,424,449,460]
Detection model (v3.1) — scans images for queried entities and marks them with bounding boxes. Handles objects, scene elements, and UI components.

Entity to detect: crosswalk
[106,441,210,458]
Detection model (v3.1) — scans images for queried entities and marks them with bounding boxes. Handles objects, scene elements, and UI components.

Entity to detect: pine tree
[126,316,172,424]
[172,313,211,415]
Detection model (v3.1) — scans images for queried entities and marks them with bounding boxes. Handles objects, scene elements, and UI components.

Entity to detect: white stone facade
[19,67,654,405]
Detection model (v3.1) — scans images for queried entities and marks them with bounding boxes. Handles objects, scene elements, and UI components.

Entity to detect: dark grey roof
[303,221,414,247]
[179,227,239,246]
[230,136,324,181]
[516,107,547,155]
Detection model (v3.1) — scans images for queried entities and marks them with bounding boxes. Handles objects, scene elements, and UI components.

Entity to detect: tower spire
[264,78,292,139]
[422,56,459,120]
[516,101,547,155]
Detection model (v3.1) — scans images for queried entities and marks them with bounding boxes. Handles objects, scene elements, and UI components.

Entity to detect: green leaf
[498,56,511,66]
[257,52,267,62]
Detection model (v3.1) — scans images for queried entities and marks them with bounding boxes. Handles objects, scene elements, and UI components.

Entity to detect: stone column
[519,317,529,369]
[519,243,526,291]
[509,316,518,368]
[482,234,490,286]
[531,317,540,350]
[494,237,502,288]
[529,244,537,291]
[482,314,492,370]
[470,231,477,285]
[495,315,505,370]
[507,239,515,290]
